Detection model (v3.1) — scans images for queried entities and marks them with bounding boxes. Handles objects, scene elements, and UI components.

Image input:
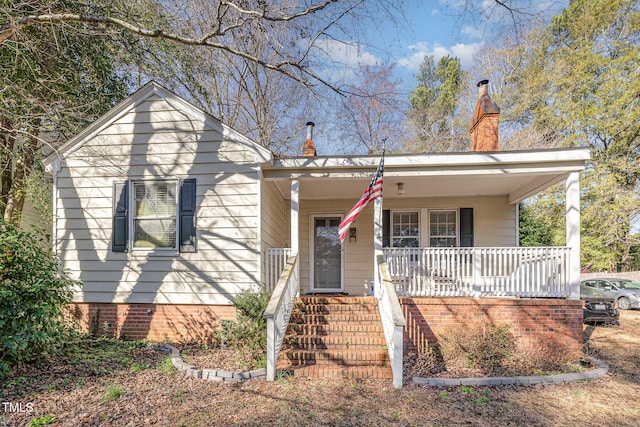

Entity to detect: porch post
[374,197,383,296]
[291,179,300,293]
[566,172,580,300]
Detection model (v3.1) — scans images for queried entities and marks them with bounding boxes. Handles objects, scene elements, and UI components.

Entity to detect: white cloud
[450,41,484,68]
[397,41,483,72]
[461,25,484,40]
[308,38,381,84]
[312,38,379,68]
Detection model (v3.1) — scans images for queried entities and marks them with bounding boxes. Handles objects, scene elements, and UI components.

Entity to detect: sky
[318,0,570,95]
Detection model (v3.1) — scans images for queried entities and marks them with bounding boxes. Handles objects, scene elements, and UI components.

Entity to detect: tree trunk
[3,134,36,226]
[0,116,16,219]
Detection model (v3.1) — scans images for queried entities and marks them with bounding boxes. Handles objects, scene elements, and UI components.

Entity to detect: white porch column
[566,172,580,299]
[291,179,300,292]
[374,197,383,295]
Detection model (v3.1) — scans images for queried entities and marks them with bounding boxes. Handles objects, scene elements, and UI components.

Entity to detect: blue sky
[317,0,569,95]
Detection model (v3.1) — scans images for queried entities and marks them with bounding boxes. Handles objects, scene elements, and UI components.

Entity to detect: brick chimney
[302,121,317,157]
[470,80,500,151]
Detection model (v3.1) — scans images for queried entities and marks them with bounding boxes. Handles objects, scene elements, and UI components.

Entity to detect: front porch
[266,246,573,298]
[261,148,590,388]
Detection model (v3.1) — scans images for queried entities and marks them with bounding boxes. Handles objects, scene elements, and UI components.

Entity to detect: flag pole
[373,140,386,297]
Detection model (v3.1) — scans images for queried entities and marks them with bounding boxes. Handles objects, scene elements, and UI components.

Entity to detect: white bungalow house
[43,82,590,386]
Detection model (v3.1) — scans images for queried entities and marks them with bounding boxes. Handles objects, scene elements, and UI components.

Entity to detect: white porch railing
[264,253,298,381]
[375,254,406,389]
[383,247,571,298]
[264,248,293,291]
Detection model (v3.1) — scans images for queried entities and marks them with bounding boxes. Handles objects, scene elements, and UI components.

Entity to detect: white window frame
[391,210,420,248]
[427,209,458,248]
[129,179,179,254]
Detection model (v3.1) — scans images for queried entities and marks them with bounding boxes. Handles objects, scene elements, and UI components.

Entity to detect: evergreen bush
[0,222,77,379]
[217,287,271,368]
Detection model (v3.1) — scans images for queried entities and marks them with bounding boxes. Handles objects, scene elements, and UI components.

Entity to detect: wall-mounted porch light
[396,182,405,195]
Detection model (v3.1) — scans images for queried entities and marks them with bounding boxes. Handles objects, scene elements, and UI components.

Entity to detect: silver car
[580,278,640,310]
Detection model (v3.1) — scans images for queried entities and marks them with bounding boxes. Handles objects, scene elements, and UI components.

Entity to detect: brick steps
[288,323,385,334]
[278,296,391,379]
[277,364,393,379]
[281,349,389,365]
[284,334,386,349]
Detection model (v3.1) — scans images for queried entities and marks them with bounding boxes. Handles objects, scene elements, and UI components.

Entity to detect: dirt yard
[2,311,639,426]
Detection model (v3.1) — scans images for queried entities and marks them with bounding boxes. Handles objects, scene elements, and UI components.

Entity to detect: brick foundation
[400,297,583,360]
[68,303,237,343]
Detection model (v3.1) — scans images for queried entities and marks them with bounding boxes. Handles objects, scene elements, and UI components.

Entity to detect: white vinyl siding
[260,180,287,250]
[54,93,265,305]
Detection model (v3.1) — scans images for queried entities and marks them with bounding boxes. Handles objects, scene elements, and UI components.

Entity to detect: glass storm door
[312,216,343,292]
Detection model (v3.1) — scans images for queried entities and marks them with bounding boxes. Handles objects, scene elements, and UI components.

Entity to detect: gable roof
[43,81,272,171]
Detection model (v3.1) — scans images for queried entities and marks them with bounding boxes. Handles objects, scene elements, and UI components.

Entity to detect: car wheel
[617,297,631,310]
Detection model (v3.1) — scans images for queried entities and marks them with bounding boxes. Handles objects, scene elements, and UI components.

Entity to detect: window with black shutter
[112,179,196,253]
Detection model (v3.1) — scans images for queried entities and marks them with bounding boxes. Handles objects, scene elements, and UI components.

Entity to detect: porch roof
[262,147,590,204]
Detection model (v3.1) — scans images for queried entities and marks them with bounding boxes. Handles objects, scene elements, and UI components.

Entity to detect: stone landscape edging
[412,356,608,386]
[154,344,607,386]
[153,344,266,382]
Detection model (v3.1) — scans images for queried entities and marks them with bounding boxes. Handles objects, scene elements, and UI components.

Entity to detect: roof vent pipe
[302,121,317,157]
[306,121,314,141]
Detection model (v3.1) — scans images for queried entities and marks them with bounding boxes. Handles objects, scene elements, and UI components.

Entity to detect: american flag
[338,154,384,241]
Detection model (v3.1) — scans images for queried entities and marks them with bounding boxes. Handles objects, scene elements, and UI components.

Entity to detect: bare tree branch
[0,3,347,93]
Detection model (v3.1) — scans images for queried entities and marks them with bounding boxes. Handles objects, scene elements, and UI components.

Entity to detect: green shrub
[217,288,271,368]
[231,288,271,327]
[0,222,77,379]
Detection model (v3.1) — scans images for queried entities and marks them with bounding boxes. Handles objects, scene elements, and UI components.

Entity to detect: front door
[311,216,343,292]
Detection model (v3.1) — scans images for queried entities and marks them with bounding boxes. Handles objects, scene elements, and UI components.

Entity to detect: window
[383,208,473,248]
[112,179,196,253]
[133,181,177,249]
[429,210,457,247]
[392,211,419,247]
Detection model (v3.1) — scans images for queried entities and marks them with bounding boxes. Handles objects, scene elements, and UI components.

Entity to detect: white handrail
[375,254,406,389]
[264,253,298,381]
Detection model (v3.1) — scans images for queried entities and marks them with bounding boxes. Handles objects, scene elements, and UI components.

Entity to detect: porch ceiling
[263,148,591,204]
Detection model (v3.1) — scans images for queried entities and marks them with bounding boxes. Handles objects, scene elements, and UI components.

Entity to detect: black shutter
[460,208,474,247]
[112,181,128,252]
[179,178,197,252]
[382,209,391,247]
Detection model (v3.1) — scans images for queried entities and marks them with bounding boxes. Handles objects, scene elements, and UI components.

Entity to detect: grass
[29,415,58,427]
[100,384,125,403]
[156,355,177,376]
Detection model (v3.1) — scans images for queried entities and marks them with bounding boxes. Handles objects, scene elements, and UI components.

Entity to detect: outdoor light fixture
[349,228,357,242]
[397,183,405,195]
